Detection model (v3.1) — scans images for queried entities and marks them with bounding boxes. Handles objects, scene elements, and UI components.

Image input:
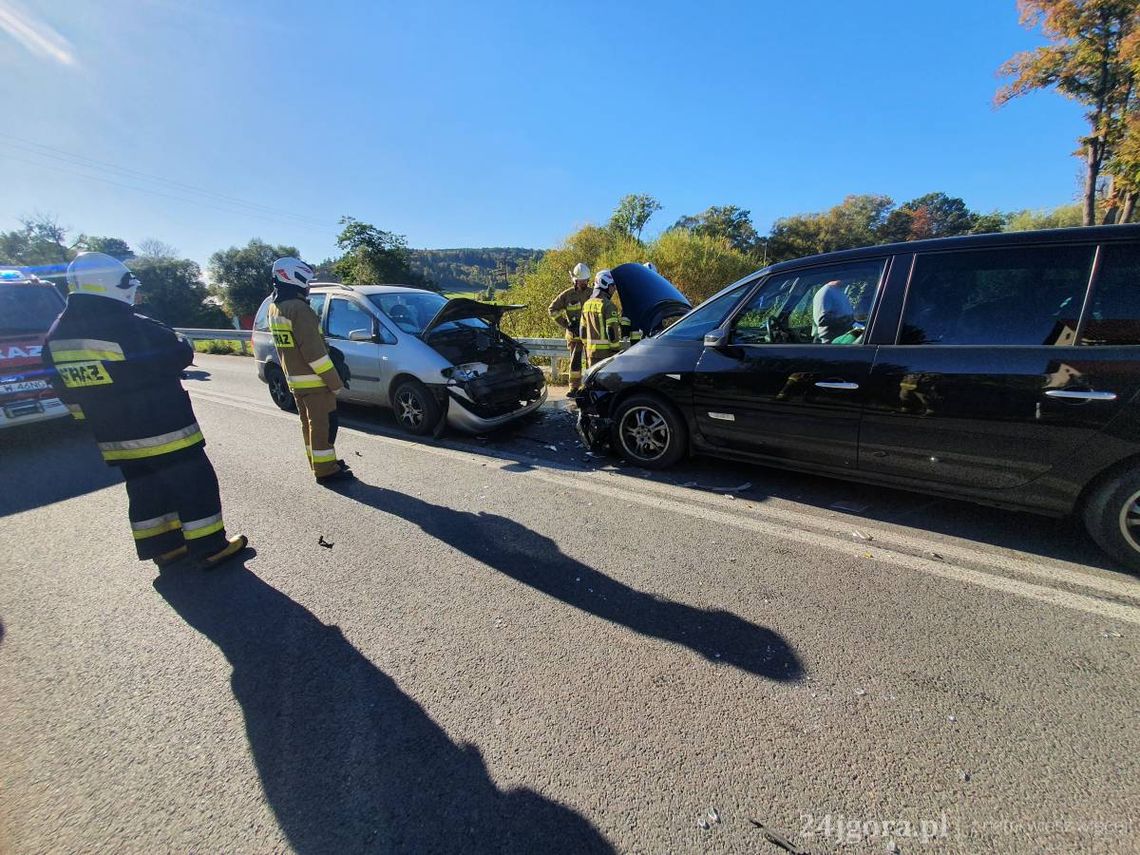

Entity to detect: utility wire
[0,133,334,229]
[6,152,339,235]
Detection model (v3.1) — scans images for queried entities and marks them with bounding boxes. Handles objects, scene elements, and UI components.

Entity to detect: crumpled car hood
[421,299,526,337]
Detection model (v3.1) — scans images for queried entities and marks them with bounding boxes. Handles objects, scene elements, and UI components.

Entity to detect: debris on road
[748,819,806,854]
[925,550,945,561]
[707,808,721,825]
[947,715,957,723]
[318,536,334,549]
[1102,629,1123,638]
[831,500,870,513]
[697,817,710,830]
[960,770,972,782]
[852,530,873,542]
[354,451,362,457]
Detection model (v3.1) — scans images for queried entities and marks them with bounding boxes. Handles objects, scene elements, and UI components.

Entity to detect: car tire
[392,378,441,436]
[266,364,296,412]
[610,393,687,469]
[1082,466,1140,573]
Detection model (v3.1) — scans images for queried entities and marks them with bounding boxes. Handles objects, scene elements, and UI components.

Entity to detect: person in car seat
[812,278,855,343]
[42,252,249,570]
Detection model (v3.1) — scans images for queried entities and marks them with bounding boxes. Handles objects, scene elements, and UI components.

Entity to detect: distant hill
[407,248,544,295]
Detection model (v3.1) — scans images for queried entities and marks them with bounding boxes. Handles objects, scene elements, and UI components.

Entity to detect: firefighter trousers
[296,389,340,478]
[567,337,584,391]
[122,449,228,560]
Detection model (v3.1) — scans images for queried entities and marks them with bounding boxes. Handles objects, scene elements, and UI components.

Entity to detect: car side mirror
[704,329,728,348]
[348,328,372,342]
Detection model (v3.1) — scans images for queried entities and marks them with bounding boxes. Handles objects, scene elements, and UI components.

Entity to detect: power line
[0,133,335,229]
[6,152,339,235]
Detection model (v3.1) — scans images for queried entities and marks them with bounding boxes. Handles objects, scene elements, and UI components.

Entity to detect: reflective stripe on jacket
[268,298,344,395]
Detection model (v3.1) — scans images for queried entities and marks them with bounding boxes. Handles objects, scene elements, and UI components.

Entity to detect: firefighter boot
[154,545,189,569]
[201,535,249,570]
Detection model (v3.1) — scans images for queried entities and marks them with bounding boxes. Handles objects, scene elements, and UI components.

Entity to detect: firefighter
[267,257,354,484]
[42,252,248,570]
[548,262,592,394]
[580,268,622,370]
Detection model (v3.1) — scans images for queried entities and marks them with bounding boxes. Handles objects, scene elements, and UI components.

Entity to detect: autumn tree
[73,235,134,260]
[609,194,663,242]
[997,0,1140,226]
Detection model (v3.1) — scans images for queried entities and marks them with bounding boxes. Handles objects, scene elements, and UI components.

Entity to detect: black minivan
[577,225,1140,570]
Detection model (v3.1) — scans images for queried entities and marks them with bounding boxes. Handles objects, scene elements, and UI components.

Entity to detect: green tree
[899,192,979,238]
[648,230,757,304]
[133,256,226,327]
[672,205,760,254]
[609,194,663,242]
[767,194,895,261]
[332,216,437,291]
[73,235,134,260]
[997,0,1140,226]
[1105,111,1140,220]
[1005,203,1086,230]
[208,238,300,320]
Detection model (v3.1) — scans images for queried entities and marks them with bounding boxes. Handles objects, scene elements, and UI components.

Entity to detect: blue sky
[2,0,1085,270]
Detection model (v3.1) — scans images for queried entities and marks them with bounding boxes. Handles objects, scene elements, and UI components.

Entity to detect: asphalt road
[2,353,1138,854]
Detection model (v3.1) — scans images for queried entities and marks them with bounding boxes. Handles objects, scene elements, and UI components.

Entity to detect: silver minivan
[252,284,547,435]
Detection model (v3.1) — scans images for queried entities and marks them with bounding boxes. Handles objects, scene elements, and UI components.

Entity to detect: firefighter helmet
[272,257,316,294]
[594,268,615,292]
[571,262,591,284]
[66,252,141,305]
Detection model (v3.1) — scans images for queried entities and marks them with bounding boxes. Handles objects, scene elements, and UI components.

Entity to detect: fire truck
[0,268,69,429]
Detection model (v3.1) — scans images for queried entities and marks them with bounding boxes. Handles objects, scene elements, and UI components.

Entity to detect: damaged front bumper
[575,388,614,451]
[441,363,548,433]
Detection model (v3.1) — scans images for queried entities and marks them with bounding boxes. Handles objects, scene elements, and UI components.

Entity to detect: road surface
[2,353,1138,854]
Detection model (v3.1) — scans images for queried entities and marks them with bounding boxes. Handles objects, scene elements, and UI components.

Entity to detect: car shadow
[0,419,120,518]
[153,562,613,854]
[334,482,805,682]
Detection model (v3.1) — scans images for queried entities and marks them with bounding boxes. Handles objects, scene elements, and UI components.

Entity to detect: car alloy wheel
[396,388,425,429]
[618,404,670,462]
[267,367,296,412]
[1118,488,1140,553]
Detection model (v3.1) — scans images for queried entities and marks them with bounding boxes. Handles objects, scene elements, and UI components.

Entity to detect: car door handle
[1044,389,1118,401]
[814,381,860,391]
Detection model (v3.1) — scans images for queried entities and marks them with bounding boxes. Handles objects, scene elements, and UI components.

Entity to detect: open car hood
[421,298,526,337]
[610,263,691,335]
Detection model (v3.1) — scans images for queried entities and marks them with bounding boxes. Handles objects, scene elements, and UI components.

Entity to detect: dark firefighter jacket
[42,294,203,467]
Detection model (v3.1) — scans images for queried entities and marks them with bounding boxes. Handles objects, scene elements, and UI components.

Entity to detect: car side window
[253,297,271,332]
[900,245,1094,346]
[1082,243,1140,345]
[732,260,886,345]
[326,298,374,340]
[308,293,327,322]
[657,282,752,341]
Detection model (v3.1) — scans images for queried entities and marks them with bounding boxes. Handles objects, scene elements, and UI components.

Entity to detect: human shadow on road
[154,564,612,854]
[0,419,119,518]
[338,483,804,682]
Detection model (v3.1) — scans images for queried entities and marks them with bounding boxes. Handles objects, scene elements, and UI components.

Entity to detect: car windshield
[0,286,64,335]
[368,292,489,335]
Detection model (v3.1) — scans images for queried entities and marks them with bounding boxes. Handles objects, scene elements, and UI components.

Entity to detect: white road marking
[189,388,1140,624]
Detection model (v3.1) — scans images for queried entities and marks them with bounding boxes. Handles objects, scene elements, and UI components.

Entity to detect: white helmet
[272,257,316,293]
[66,252,141,306]
[594,269,615,292]
[643,261,657,272]
[570,262,591,284]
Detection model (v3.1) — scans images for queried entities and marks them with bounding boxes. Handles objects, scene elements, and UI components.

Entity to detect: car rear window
[1082,243,1140,345]
[899,245,1094,346]
[0,286,64,335]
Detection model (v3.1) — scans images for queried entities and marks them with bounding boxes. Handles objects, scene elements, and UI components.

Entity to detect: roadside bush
[194,340,250,356]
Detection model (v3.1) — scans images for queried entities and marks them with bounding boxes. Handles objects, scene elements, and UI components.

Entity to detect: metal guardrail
[176,328,253,342]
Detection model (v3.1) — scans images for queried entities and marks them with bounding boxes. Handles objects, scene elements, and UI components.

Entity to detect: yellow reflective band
[606,318,622,328]
[99,424,204,461]
[67,404,85,420]
[50,339,125,362]
[57,361,114,388]
[131,513,182,541]
[183,513,224,540]
[287,373,326,389]
[309,354,334,373]
[311,448,337,463]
